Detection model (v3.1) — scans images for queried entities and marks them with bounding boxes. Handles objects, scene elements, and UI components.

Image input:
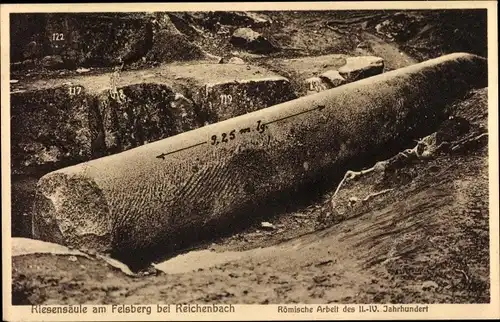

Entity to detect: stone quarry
[7,10,492,306]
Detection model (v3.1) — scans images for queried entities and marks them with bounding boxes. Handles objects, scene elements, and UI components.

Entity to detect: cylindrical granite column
[32,53,488,266]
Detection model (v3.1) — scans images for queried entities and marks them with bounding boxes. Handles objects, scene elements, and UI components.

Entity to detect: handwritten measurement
[156,105,326,160]
[211,130,235,145]
[210,120,267,146]
[156,141,207,160]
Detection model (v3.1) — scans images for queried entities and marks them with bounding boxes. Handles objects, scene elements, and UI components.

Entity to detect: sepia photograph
[2,1,498,320]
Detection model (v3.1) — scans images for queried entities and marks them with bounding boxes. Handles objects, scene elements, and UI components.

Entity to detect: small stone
[227,57,245,65]
[76,67,91,73]
[348,196,359,206]
[23,41,42,60]
[356,42,370,49]
[260,221,276,230]
[320,70,347,88]
[10,79,19,84]
[338,56,384,82]
[421,280,439,291]
[230,27,276,54]
[244,12,272,27]
[41,55,65,70]
[68,255,78,262]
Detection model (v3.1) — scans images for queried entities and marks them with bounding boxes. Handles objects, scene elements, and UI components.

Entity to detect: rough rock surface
[10,63,295,173]
[40,55,65,70]
[263,54,384,95]
[10,13,214,70]
[146,30,211,64]
[10,63,296,238]
[338,56,385,82]
[227,57,245,64]
[230,28,277,54]
[304,76,332,95]
[197,11,271,29]
[10,85,101,175]
[43,13,152,67]
[263,54,349,95]
[304,72,347,96]
[32,53,487,267]
[320,70,347,87]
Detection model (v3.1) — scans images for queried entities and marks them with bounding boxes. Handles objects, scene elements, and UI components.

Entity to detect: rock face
[10,63,295,175]
[269,54,382,95]
[9,13,216,69]
[227,57,245,65]
[160,63,296,124]
[320,70,347,88]
[145,30,209,63]
[305,77,332,95]
[304,72,347,95]
[10,14,49,63]
[32,53,487,267]
[44,13,153,67]
[10,85,101,175]
[268,54,349,95]
[97,84,194,154]
[338,56,385,82]
[230,28,277,54]
[11,63,296,238]
[200,11,271,29]
[40,55,65,70]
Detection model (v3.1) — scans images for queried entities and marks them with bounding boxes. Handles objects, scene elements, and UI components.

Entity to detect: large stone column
[32,53,487,266]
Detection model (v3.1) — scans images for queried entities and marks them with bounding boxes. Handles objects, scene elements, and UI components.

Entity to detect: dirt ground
[10,10,491,305]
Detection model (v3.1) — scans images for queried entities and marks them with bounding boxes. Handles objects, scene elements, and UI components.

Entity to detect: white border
[2,2,498,321]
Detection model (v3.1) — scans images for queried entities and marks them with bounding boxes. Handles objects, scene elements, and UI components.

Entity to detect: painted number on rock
[308,79,328,92]
[110,89,126,103]
[220,94,233,105]
[68,86,83,96]
[52,33,64,41]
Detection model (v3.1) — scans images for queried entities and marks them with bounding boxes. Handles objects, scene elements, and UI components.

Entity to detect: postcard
[2,1,498,321]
